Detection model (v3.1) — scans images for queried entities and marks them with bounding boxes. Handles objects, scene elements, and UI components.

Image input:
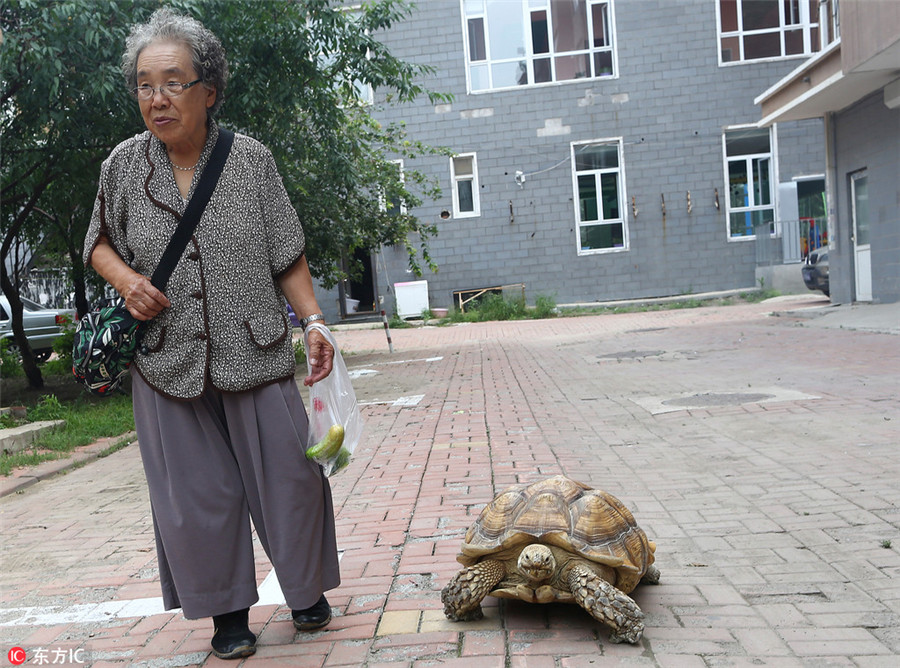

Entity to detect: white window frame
[723,125,778,241]
[381,159,406,216]
[716,0,820,66]
[327,4,374,106]
[819,0,840,48]
[461,0,618,93]
[570,138,628,255]
[450,153,481,219]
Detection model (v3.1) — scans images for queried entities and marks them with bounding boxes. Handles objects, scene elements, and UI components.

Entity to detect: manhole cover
[662,392,775,407]
[597,350,665,360]
[631,387,820,415]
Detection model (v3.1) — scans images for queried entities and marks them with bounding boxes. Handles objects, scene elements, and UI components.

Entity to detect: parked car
[801,248,829,297]
[0,295,74,362]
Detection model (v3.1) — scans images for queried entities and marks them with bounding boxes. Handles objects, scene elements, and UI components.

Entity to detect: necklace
[170,159,198,172]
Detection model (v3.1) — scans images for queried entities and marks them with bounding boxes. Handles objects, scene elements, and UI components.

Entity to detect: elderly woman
[83,8,340,660]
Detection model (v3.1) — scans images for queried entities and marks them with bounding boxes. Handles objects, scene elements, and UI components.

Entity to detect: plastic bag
[304,322,363,476]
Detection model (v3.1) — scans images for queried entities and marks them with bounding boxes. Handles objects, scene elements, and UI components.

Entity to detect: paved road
[1,295,898,667]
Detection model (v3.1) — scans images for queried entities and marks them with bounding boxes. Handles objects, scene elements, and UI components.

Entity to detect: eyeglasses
[132,79,202,100]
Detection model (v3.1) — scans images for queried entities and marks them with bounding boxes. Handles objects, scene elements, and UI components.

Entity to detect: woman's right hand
[121,273,170,321]
[89,237,170,321]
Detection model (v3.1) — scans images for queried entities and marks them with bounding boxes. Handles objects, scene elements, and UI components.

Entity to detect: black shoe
[211,608,257,660]
[291,594,332,631]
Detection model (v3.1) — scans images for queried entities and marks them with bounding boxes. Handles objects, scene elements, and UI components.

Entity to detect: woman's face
[135,41,216,151]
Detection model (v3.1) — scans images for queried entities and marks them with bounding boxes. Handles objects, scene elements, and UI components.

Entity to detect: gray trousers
[132,371,341,619]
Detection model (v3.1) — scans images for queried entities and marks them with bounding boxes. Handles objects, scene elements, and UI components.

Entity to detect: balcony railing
[755,217,828,267]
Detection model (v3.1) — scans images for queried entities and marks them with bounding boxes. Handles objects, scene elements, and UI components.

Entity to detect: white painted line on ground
[358,394,425,408]
[360,356,443,367]
[348,369,379,379]
[0,554,341,626]
[392,394,426,407]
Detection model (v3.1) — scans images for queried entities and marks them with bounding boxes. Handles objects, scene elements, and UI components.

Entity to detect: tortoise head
[517,544,555,584]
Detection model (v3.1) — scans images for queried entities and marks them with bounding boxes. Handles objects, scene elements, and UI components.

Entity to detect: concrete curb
[0,420,66,455]
[0,431,137,498]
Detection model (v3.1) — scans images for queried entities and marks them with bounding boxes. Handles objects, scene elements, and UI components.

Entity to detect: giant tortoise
[440,475,659,643]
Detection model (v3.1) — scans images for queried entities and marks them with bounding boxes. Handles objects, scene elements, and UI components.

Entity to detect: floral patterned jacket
[84,123,305,400]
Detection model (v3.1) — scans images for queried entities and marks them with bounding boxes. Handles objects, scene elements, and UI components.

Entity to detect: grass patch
[388,314,415,329]
[736,288,779,303]
[414,290,775,325]
[1,372,135,476]
[558,289,778,316]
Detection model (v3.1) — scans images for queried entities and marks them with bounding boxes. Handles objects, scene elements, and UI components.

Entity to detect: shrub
[476,293,527,321]
[30,394,66,421]
[533,294,558,318]
[52,314,76,365]
[0,339,23,378]
[442,293,557,323]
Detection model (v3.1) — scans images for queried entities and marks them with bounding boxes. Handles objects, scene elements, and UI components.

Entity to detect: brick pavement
[1,296,898,667]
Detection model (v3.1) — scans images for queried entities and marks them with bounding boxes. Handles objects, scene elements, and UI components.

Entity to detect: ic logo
[8,647,27,665]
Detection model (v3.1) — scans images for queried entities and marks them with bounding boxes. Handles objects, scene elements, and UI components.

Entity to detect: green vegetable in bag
[306,424,345,461]
[331,447,352,474]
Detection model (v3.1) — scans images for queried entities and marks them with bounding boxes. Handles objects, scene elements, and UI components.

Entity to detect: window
[724,127,775,239]
[821,0,840,47]
[383,160,405,217]
[718,0,820,64]
[451,154,480,218]
[463,0,616,92]
[571,139,626,253]
[321,6,374,106]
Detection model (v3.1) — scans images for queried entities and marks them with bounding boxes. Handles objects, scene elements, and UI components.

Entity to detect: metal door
[850,171,872,302]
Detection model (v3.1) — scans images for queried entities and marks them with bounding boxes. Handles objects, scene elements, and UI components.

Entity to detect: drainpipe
[823,111,838,299]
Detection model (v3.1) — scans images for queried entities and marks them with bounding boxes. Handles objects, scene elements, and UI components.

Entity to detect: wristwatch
[300,313,325,330]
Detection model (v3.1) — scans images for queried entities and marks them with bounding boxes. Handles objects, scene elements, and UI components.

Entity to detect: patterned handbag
[72,298,142,395]
[73,128,234,396]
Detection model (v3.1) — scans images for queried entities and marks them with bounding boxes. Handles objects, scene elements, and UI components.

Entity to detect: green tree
[2,0,450,388]
[2,0,139,387]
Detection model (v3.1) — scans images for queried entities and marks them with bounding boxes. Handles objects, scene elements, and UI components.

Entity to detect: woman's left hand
[303,328,334,386]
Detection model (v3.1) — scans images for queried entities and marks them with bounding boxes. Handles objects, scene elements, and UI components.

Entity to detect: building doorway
[341,248,377,317]
[850,171,872,302]
[797,177,826,259]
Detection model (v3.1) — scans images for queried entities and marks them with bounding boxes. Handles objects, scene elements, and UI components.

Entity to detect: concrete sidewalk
[1,296,898,667]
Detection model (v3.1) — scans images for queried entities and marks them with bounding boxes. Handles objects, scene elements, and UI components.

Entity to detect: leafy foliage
[0,339,24,378]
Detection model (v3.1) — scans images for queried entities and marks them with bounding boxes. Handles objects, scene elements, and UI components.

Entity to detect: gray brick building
[321,0,833,321]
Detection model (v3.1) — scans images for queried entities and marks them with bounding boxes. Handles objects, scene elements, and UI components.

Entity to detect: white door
[850,172,872,302]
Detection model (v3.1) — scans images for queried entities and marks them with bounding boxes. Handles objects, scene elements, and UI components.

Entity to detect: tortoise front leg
[441,559,506,621]
[567,563,645,644]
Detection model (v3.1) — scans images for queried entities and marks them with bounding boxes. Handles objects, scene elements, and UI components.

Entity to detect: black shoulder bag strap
[150,127,235,291]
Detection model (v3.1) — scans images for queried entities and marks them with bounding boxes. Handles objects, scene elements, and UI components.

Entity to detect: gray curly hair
[121,7,228,118]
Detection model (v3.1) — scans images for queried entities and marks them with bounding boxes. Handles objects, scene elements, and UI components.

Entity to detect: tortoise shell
[458,475,655,593]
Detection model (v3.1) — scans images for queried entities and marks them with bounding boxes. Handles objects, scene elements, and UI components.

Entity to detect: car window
[0,304,7,320]
[20,297,46,310]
